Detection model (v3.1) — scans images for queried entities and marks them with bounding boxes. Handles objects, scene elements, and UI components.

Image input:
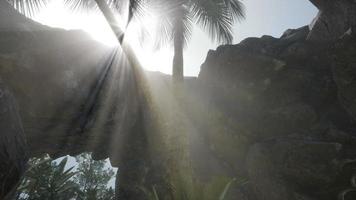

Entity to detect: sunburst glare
[33,0,171,73]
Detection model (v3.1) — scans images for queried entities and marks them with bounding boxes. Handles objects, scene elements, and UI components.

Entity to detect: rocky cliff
[193,5,356,199]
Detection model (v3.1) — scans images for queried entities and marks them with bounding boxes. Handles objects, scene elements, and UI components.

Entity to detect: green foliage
[15,155,78,200]
[152,0,245,48]
[74,153,115,200]
[15,153,116,200]
[100,187,116,200]
[142,176,248,200]
[139,185,160,200]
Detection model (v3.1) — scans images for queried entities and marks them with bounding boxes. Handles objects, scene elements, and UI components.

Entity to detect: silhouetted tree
[153,0,245,82]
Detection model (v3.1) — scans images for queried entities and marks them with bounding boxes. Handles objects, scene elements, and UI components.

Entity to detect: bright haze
[33,0,318,76]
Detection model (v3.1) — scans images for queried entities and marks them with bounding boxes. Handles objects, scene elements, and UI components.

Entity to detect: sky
[33,0,318,77]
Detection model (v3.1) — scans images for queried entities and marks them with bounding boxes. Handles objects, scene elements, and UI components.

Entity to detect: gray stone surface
[0,0,48,31]
[307,0,356,42]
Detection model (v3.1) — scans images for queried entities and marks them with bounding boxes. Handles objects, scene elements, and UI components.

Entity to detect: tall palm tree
[8,0,244,83]
[153,0,245,82]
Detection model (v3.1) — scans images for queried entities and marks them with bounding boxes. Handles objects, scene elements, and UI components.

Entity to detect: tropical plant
[15,153,116,200]
[100,187,116,200]
[141,176,248,200]
[15,155,78,200]
[152,0,245,82]
[74,153,116,200]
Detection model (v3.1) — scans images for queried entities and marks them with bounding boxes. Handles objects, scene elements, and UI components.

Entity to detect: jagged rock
[0,31,110,158]
[246,139,343,200]
[198,33,339,139]
[0,80,27,199]
[281,26,310,41]
[196,3,356,199]
[307,0,356,42]
[332,36,356,121]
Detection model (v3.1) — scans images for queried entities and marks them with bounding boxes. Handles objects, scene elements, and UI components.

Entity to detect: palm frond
[127,0,145,25]
[107,0,147,26]
[63,0,98,12]
[154,11,174,49]
[190,0,240,44]
[175,7,193,48]
[130,17,152,47]
[154,1,192,49]
[223,0,245,21]
[7,0,49,16]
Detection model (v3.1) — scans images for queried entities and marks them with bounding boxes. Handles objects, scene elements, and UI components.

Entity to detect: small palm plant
[142,176,248,200]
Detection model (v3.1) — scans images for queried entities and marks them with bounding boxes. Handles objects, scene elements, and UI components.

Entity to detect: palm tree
[153,0,245,82]
[9,0,244,83]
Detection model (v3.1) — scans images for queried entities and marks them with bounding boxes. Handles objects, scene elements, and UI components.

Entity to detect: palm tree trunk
[172,34,184,83]
[92,2,150,200]
[94,0,125,44]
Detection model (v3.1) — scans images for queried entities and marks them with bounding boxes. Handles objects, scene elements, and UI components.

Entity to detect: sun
[32,1,172,74]
[33,1,117,46]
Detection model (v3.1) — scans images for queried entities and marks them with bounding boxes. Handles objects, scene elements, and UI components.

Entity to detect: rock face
[0,0,49,31]
[0,81,27,199]
[0,3,145,198]
[307,0,356,42]
[196,14,356,200]
[332,36,356,121]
